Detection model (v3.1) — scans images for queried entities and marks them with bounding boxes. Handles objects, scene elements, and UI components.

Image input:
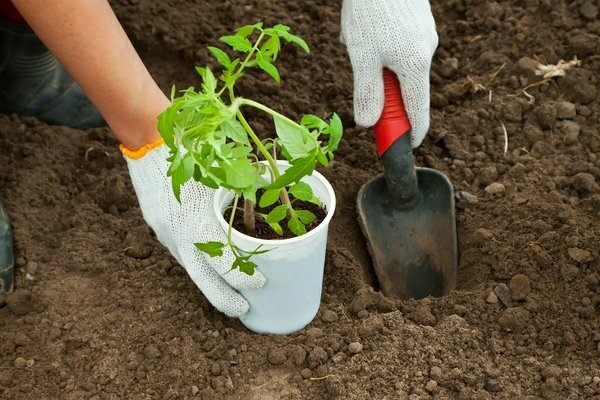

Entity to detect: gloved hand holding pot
[124,23,343,335]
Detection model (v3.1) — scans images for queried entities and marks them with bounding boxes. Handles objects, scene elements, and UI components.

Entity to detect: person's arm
[10,0,266,317]
[11,0,167,150]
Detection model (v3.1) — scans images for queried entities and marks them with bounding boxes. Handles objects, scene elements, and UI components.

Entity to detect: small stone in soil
[348,342,363,354]
[572,173,599,194]
[478,166,498,187]
[5,289,33,315]
[409,305,436,326]
[456,191,479,209]
[485,183,506,196]
[555,102,576,119]
[561,121,581,144]
[568,248,593,263]
[487,291,499,304]
[509,274,531,301]
[580,1,598,19]
[425,380,438,392]
[498,307,530,333]
[430,366,443,382]
[267,348,287,365]
[300,368,312,379]
[13,357,27,368]
[321,310,338,323]
[144,345,161,359]
[484,378,502,392]
[495,283,512,306]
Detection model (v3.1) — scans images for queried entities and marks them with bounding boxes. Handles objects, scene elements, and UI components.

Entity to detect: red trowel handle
[374,69,412,158]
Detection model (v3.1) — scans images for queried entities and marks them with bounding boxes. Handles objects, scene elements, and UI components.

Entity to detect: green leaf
[170,153,195,202]
[157,107,177,149]
[295,210,316,225]
[259,189,281,208]
[261,35,281,60]
[289,182,313,201]
[269,222,283,236]
[229,146,252,159]
[273,116,317,160]
[288,215,306,236]
[195,67,217,93]
[316,151,329,167]
[220,118,250,146]
[301,114,328,132]
[232,257,257,275]
[265,204,288,224]
[235,22,263,38]
[286,34,310,53]
[256,54,280,83]
[220,35,253,52]
[208,46,231,69]
[327,113,343,154]
[221,158,256,189]
[195,241,225,258]
[267,154,317,189]
[308,195,322,206]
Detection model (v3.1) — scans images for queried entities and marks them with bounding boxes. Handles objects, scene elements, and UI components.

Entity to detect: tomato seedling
[158,23,343,275]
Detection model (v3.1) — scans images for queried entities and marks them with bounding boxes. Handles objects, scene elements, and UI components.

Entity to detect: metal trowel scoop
[357,69,457,300]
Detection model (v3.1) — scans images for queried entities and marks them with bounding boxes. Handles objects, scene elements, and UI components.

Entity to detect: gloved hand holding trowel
[0,0,442,316]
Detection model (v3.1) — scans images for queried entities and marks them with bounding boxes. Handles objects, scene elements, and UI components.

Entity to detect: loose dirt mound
[1,1,599,398]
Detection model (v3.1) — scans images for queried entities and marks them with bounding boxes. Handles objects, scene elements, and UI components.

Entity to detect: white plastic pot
[213,161,336,335]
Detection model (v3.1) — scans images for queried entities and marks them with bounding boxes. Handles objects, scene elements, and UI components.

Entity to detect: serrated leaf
[195,241,225,258]
[327,113,343,154]
[195,66,217,93]
[220,118,250,146]
[256,54,280,83]
[265,204,288,224]
[273,116,317,160]
[208,46,231,69]
[301,114,328,132]
[259,189,281,208]
[261,35,281,60]
[288,215,306,236]
[170,153,195,202]
[316,151,329,167]
[157,107,177,149]
[289,182,313,201]
[235,22,263,38]
[220,35,253,52]
[295,210,316,225]
[268,222,283,236]
[267,154,317,189]
[232,257,256,275]
[287,34,310,53]
[229,146,252,159]
[221,158,256,189]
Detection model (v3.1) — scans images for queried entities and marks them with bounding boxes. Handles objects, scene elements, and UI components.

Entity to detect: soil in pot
[223,189,327,239]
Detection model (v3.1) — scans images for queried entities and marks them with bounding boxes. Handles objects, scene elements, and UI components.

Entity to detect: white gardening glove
[341,0,439,148]
[121,140,266,317]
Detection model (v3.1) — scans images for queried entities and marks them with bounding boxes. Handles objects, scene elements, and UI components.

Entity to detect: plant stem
[227,195,240,257]
[243,199,256,233]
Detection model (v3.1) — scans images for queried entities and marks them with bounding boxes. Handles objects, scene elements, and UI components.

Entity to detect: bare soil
[1,0,599,399]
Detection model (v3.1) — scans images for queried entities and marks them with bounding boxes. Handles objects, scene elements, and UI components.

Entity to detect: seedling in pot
[158,23,343,276]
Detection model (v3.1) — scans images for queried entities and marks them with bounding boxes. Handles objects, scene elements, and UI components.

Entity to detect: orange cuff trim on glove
[120,138,165,159]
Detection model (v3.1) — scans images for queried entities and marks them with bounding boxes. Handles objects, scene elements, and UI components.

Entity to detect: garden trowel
[357,69,457,300]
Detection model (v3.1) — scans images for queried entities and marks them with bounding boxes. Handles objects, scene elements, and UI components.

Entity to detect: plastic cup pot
[213,161,336,335]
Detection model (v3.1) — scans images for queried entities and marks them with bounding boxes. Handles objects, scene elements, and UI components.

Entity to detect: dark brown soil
[1,0,600,399]
[223,190,328,240]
